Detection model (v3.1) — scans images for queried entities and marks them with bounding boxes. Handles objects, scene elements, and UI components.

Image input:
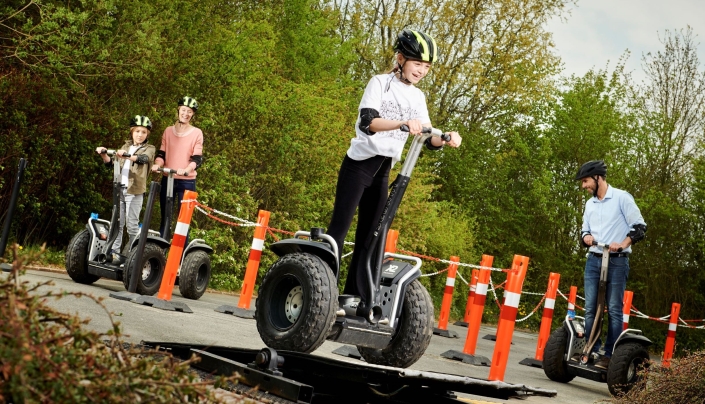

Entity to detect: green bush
[609,351,705,403]
[0,245,246,403]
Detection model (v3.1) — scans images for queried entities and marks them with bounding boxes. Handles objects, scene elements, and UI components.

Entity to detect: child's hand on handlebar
[176,168,190,176]
[116,150,127,159]
[95,147,107,154]
[444,132,462,148]
[404,119,424,135]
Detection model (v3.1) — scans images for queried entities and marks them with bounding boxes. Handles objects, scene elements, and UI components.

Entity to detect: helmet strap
[592,176,600,198]
[396,57,412,84]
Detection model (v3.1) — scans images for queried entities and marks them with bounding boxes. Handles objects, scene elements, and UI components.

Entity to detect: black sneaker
[594,356,610,369]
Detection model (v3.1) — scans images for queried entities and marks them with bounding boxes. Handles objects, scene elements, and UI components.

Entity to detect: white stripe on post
[545,298,555,310]
[669,323,677,332]
[174,222,189,236]
[446,277,456,287]
[475,283,488,295]
[504,291,521,308]
[251,238,264,251]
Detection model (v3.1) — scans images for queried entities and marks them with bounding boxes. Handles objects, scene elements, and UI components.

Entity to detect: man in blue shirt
[576,160,647,369]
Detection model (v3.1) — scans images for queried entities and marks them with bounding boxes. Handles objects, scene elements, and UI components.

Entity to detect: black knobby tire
[357,280,434,368]
[178,250,211,300]
[543,326,576,383]
[255,253,338,353]
[65,229,100,284]
[606,342,650,396]
[123,242,166,295]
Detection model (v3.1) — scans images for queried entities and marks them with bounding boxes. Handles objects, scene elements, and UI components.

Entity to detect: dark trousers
[327,154,391,302]
[159,176,196,245]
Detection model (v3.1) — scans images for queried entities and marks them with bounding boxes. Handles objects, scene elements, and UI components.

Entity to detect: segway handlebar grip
[157,167,177,174]
[591,240,623,252]
[399,124,449,140]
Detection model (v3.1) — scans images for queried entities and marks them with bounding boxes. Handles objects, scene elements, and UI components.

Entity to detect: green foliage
[608,350,705,404]
[0,245,243,403]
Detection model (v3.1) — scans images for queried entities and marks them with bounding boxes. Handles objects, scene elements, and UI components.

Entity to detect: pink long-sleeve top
[156,125,203,180]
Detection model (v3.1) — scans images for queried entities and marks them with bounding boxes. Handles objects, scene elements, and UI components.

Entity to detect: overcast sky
[545,0,705,82]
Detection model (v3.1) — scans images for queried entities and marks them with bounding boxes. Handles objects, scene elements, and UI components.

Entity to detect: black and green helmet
[178,96,199,111]
[130,115,152,130]
[394,29,438,63]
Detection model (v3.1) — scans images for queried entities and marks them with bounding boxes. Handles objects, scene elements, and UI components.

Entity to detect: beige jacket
[117,141,156,195]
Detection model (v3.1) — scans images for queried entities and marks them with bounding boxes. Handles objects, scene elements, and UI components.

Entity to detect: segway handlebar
[399,124,451,142]
[100,149,131,158]
[156,167,178,174]
[591,240,623,252]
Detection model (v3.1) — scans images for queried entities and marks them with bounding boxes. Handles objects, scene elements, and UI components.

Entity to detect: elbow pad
[135,154,150,165]
[190,155,203,168]
[424,137,442,151]
[358,108,380,135]
[628,224,647,244]
[155,150,166,161]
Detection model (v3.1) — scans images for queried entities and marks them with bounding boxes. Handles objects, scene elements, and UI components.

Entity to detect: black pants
[327,154,391,302]
[159,176,196,245]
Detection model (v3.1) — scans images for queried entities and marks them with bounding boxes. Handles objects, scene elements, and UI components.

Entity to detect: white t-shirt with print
[347,73,430,164]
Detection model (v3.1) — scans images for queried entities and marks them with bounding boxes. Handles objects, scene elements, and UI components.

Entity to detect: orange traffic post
[384,229,399,254]
[568,286,577,316]
[434,256,460,338]
[215,210,271,319]
[622,290,634,330]
[132,190,198,313]
[439,255,494,366]
[455,268,479,327]
[520,272,560,368]
[488,255,530,381]
[662,302,681,368]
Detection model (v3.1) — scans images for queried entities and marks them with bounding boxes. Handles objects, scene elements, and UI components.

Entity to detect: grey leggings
[113,189,143,254]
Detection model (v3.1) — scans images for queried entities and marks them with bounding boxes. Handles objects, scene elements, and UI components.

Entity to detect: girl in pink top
[151,96,204,238]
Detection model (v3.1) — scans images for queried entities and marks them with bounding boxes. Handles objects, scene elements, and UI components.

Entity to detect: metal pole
[128,181,160,293]
[0,158,27,260]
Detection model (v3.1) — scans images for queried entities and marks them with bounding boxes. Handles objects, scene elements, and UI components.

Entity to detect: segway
[129,167,213,300]
[543,241,651,396]
[65,149,167,295]
[255,125,450,368]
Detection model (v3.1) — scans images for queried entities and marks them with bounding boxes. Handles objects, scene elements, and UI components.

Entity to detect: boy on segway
[576,160,647,368]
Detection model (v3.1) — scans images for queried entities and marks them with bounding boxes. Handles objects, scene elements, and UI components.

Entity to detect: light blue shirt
[581,185,646,254]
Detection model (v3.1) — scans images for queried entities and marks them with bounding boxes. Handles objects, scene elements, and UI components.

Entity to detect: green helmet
[394,29,438,63]
[178,96,199,112]
[130,115,152,130]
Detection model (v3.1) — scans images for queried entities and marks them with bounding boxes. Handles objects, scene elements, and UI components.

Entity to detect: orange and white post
[237,210,271,310]
[434,256,460,338]
[662,302,681,368]
[462,255,494,355]
[157,190,198,301]
[384,229,399,254]
[622,290,634,330]
[459,269,479,326]
[568,286,578,315]
[489,255,530,381]
[534,272,560,361]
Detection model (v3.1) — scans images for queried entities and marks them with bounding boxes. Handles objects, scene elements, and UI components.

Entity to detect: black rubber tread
[357,280,434,368]
[255,253,338,353]
[543,326,576,383]
[123,242,166,295]
[606,342,650,396]
[65,229,100,284]
[178,250,211,300]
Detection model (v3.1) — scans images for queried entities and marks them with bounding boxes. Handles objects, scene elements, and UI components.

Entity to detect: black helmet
[130,115,152,131]
[394,29,438,63]
[575,160,607,180]
[178,96,199,112]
